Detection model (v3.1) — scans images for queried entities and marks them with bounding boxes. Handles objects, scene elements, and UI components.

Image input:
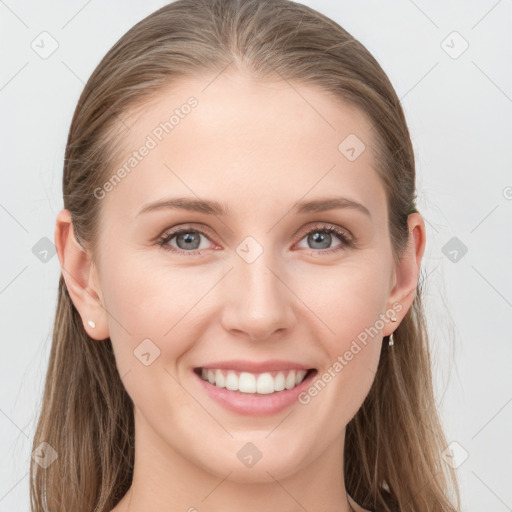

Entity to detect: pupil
[178,232,200,249]
[310,232,330,249]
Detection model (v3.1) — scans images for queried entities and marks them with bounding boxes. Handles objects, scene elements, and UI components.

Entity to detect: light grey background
[1,0,511,510]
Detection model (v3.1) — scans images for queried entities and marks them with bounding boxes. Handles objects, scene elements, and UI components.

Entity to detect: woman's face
[80,72,421,484]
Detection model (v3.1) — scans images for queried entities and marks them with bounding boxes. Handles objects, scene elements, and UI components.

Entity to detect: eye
[157,223,354,256]
[295,224,353,254]
[158,225,215,255]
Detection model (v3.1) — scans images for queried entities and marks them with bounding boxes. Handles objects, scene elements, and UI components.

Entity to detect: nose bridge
[222,237,293,339]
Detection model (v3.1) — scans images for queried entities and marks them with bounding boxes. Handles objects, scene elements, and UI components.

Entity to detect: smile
[195,367,315,394]
[193,363,318,416]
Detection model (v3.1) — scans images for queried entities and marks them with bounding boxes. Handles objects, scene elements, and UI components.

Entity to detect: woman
[31,0,460,510]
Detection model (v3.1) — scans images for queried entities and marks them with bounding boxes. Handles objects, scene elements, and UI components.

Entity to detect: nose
[220,252,296,342]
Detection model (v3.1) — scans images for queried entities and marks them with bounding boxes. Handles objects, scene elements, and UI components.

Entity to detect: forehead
[101,72,385,223]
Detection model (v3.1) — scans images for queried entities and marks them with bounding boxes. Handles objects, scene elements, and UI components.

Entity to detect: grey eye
[306,231,334,250]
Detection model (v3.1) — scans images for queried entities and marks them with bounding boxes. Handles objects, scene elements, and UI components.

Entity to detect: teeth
[225,371,239,391]
[256,373,274,394]
[274,372,285,391]
[285,372,296,390]
[200,369,308,394]
[240,372,256,393]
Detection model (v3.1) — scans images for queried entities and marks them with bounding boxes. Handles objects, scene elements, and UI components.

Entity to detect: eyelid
[295,222,352,241]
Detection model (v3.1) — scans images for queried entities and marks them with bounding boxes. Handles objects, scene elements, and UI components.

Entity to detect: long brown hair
[31,1,460,510]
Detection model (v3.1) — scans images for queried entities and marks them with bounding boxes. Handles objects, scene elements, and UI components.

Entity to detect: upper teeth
[200,368,308,394]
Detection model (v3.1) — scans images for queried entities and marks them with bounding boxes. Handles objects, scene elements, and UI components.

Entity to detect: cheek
[291,259,387,409]
[99,253,214,368]
[291,257,390,346]
[98,255,205,422]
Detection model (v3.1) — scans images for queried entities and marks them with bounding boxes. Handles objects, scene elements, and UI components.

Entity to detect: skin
[55,71,426,512]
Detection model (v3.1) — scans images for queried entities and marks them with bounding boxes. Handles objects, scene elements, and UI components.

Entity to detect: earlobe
[383,212,426,336]
[54,209,109,340]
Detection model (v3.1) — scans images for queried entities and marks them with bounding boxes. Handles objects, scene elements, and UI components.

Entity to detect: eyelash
[157,223,354,256]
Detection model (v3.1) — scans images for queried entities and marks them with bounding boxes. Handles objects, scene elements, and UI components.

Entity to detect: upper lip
[195,359,315,373]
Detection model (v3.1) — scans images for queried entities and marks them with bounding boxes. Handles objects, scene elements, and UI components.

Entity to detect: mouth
[193,367,317,395]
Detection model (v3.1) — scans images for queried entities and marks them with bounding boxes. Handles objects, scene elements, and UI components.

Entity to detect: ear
[383,212,427,336]
[54,208,110,340]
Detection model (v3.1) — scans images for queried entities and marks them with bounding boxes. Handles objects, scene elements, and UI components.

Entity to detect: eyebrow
[136,196,371,218]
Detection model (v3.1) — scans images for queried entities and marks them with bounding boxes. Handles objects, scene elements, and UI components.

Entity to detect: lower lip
[193,369,317,416]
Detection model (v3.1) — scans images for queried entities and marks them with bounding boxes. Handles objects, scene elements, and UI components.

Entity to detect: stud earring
[87,320,96,328]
